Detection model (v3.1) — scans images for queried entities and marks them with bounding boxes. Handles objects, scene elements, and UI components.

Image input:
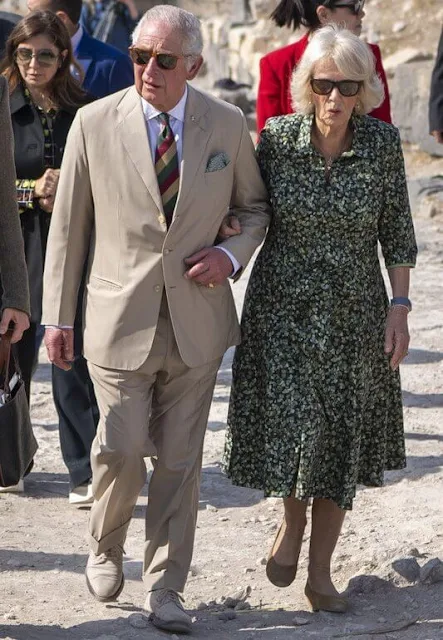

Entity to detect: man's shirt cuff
[214,246,241,277]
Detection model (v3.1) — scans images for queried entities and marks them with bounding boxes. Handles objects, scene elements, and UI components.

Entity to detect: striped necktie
[155,112,180,227]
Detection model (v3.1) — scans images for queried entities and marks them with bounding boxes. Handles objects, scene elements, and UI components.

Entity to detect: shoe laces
[96,544,124,564]
[157,589,185,609]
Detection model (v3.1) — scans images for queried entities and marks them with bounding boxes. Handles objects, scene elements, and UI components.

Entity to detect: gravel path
[1,149,442,640]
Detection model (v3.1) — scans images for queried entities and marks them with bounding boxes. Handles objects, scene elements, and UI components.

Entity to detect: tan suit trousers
[87,292,222,592]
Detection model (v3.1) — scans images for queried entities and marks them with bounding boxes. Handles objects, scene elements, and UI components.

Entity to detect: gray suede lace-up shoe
[86,544,124,602]
[145,588,192,634]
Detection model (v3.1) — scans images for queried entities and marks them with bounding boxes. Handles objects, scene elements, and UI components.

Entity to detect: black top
[9,86,79,323]
[10,86,77,183]
[429,28,443,133]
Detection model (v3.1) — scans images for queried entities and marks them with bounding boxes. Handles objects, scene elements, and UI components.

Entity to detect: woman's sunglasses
[333,0,365,15]
[14,48,59,67]
[128,46,186,70]
[311,78,362,97]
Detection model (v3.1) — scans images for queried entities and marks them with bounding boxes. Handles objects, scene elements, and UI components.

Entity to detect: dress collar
[296,113,376,160]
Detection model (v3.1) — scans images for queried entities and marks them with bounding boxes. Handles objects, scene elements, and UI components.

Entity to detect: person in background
[26,0,133,507]
[256,0,391,133]
[0,12,90,496]
[429,27,443,144]
[0,72,31,494]
[224,26,416,614]
[81,0,140,53]
[0,12,21,57]
[0,75,30,346]
[27,0,133,98]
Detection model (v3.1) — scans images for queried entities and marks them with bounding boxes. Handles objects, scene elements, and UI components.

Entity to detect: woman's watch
[390,297,412,312]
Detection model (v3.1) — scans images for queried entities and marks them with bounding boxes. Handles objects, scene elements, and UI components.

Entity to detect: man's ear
[186,56,204,81]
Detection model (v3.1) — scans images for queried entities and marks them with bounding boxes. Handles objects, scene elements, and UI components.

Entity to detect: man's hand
[184,247,233,287]
[218,215,241,241]
[44,327,74,371]
[384,306,410,371]
[0,308,30,343]
[431,130,443,144]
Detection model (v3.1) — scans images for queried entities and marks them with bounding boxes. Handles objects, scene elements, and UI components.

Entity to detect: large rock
[391,60,443,157]
[383,47,432,74]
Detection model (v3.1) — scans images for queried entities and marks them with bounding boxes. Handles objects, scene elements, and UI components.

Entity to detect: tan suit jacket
[42,84,270,370]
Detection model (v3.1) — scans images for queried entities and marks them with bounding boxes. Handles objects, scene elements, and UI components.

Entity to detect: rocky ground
[0,146,443,640]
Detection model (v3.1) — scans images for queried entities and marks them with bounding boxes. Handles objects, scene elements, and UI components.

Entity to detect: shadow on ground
[402,348,443,365]
[403,391,443,408]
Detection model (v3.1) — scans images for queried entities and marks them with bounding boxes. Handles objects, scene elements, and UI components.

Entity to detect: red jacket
[257,33,392,133]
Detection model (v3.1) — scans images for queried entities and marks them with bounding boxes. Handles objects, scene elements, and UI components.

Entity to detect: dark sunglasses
[128,46,186,70]
[311,78,362,97]
[332,0,365,15]
[14,48,59,67]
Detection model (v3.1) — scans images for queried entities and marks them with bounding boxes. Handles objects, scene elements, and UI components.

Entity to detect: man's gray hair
[291,25,384,115]
[132,5,203,61]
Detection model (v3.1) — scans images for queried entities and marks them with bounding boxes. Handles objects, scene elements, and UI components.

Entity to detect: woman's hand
[34,168,60,199]
[384,306,410,371]
[38,194,55,213]
[218,215,241,241]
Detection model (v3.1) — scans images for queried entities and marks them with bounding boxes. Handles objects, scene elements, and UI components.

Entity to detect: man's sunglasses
[311,78,362,97]
[14,48,59,67]
[332,0,365,15]
[129,46,186,70]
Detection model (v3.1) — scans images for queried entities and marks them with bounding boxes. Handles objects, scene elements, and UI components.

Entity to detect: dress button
[154,285,161,292]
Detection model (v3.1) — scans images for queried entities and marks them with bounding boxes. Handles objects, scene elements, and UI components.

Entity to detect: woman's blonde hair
[291,25,385,115]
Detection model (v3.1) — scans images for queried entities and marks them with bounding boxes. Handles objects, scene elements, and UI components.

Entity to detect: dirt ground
[1,147,443,640]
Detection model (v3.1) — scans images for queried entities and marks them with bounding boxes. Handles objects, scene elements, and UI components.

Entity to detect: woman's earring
[355,100,362,114]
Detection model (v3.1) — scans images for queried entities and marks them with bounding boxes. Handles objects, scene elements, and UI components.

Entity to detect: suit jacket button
[154,285,161,292]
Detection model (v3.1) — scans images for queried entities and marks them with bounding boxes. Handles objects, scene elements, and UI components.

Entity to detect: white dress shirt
[141,88,240,275]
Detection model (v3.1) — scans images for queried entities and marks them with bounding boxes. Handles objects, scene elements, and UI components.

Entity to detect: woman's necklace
[26,87,57,114]
[312,128,353,182]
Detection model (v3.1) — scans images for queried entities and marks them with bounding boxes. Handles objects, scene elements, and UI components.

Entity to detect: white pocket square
[205,152,230,173]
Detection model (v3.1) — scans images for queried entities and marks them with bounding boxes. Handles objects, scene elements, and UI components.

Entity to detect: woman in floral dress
[223,26,417,613]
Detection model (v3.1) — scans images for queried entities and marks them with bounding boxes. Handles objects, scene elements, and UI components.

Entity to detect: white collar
[71,25,84,52]
[142,85,188,123]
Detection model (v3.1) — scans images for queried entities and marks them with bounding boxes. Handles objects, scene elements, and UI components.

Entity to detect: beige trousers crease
[87,293,222,592]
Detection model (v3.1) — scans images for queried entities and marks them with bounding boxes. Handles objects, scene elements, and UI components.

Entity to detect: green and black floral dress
[223,114,417,510]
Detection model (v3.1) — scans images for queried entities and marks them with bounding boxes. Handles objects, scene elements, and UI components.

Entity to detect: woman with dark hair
[256,0,391,132]
[0,10,89,403]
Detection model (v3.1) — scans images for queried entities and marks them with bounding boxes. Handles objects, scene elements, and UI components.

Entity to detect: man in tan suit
[42,4,270,634]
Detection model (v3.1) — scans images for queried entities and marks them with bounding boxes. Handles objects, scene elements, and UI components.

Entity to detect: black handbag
[0,331,38,487]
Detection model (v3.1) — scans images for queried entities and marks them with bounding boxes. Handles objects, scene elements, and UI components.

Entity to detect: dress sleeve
[256,125,274,191]
[256,56,283,135]
[378,128,417,269]
[369,44,392,124]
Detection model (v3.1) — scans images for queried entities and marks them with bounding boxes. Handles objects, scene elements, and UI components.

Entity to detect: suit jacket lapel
[173,85,212,219]
[116,87,164,216]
